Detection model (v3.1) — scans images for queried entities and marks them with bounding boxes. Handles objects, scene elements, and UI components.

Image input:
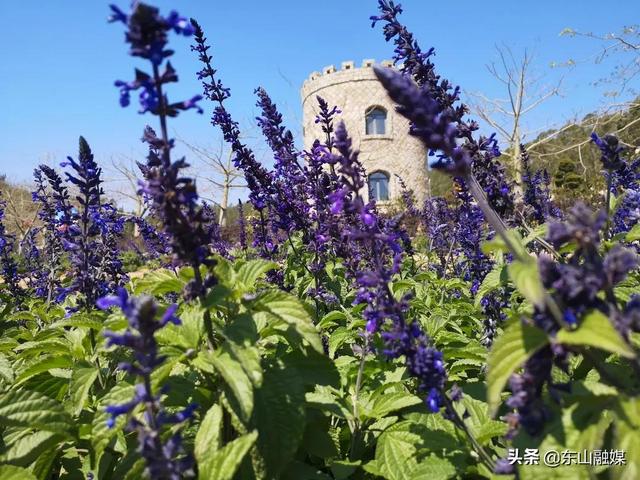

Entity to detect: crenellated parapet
[301,59,395,104]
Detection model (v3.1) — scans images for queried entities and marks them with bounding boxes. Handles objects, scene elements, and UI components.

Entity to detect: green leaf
[195,404,223,465]
[474,263,508,307]
[132,269,185,295]
[328,327,357,358]
[14,356,73,385]
[208,348,254,424]
[376,428,432,480]
[69,364,99,416]
[557,310,636,358]
[614,397,640,479]
[523,224,548,246]
[0,353,14,384]
[487,321,549,416]
[318,310,347,330]
[0,465,38,480]
[235,259,277,291]
[157,304,204,350]
[284,349,340,388]
[0,389,72,435]
[0,430,65,466]
[198,430,257,480]
[626,223,640,242]
[249,290,322,353]
[253,360,306,478]
[368,392,423,420]
[409,456,456,479]
[330,460,361,479]
[91,383,135,462]
[508,259,545,308]
[481,229,526,257]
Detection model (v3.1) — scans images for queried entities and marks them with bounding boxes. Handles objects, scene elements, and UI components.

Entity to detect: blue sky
[0,0,636,203]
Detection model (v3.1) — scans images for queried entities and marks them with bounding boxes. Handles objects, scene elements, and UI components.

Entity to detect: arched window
[365,107,387,135]
[368,171,390,201]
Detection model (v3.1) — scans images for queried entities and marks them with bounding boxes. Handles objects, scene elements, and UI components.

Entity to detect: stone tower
[301,59,429,204]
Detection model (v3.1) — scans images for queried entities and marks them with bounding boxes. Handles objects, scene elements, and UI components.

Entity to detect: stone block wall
[301,59,429,204]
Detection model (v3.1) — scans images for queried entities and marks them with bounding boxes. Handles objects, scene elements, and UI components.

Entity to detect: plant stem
[443,395,496,470]
[192,264,216,349]
[349,333,370,459]
[604,172,612,240]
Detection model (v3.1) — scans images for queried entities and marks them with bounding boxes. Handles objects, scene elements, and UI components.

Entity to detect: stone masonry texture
[301,59,429,204]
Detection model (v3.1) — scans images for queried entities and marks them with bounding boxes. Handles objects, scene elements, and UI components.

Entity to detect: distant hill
[525,99,640,209]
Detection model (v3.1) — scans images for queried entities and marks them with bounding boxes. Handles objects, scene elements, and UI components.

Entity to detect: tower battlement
[300,58,428,204]
[301,59,396,104]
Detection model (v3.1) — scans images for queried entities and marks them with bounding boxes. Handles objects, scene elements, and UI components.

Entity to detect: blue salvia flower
[371,1,515,217]
[314,96,341,151]
[58,137,108,307]
[0,195,24,299]
[191,21,273,214]
[98,288,195,479]
[128,216,171,260]
[330,121,448,412]
[201,202,231,258]
[591,132,624,171]
[137,127,214,300]
[254,87,311,235]
[111,3,215,303]
[613,190,640,236]
[520,144,562,224]
[237,199,248,251]
[504,204,639,437]
[191,21,280,263]
[95,204,128,293]
[109,2,202,116]
[19,228,47,298]
[34,165,77,302]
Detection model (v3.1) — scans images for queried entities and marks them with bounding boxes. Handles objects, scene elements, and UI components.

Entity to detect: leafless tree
[176,136,246,227]
[106,155,148,218]
[559,25,640,101]
[468,46,563,193]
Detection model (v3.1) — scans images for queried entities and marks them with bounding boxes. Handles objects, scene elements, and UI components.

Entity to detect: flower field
[1,1,640,479]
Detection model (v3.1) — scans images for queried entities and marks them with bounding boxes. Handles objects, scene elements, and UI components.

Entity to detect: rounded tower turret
[301,59,429,204]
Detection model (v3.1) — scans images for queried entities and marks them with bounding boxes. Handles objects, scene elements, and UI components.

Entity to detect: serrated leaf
[69,364,99,416]
[0,353,13,384]
[0,465,38,480]
[376,428,422,480]
[0,389,72,435]
[208,349,254,424]
[198,430,257,480]
[557,310,636,358]
[0,430,65,466]
[368,392,423,419]
[235,259,277,291]
[487,321,549,416]
[91,383,135,462]
[253,361,306,478]
[328,327,356,358]
[409,455,456,479]
[613,397,640,479]
[50,316,103,331]
[132,269,184,295]
[475,263,508,307]
[508,259,545,308]
[249,290,322,353]
[318,310,347,330]
[195,403,223,464]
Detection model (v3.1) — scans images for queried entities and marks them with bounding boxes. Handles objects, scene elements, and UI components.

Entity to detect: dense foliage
[1,2,640,479]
